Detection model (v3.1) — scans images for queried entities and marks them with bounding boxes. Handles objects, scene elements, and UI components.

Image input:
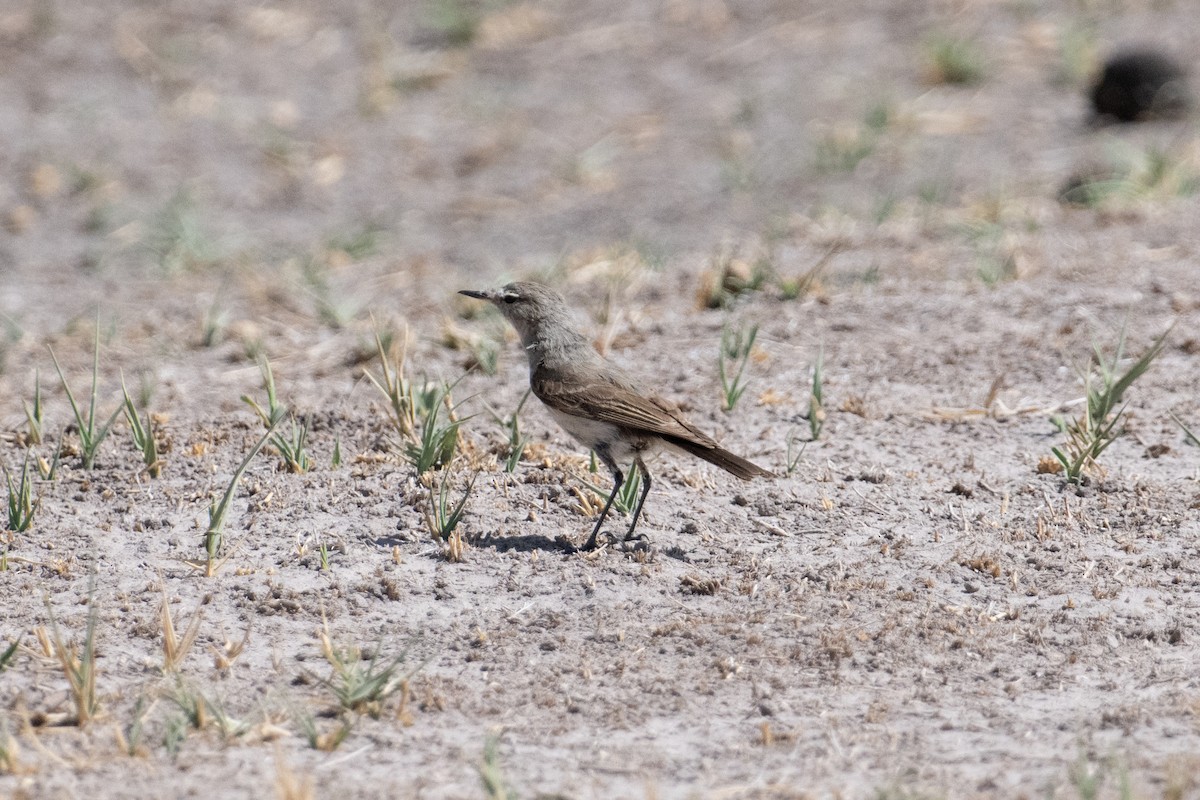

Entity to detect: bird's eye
[502,293,518,304]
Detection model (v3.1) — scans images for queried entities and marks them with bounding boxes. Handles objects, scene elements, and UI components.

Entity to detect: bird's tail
[665,436,773,480]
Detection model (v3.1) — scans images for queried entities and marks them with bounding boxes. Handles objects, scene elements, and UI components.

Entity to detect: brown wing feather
[531,373,717,447]
[532,370,772,479]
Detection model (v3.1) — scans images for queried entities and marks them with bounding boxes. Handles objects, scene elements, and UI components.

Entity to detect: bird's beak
[458,289,493,301]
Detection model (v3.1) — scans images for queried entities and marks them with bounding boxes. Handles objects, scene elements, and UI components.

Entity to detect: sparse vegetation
[1067,753,1133,800]
[613,461,642,516]
[272,416,312,474]
[274,754,316,800]
[49,323,122,469]
[1172,412,1199,447]
[4,451,37,533]
[697,246,767,309]
[6,4,1200,795]
[34,430,64,481]
[314,626,413,720]
[117,694,152,757]
[813,103,891,174]
[169,679,249,740]
[301,255,358,328]
[784,428,806,477]
[424,0,481,47]
[955,212,1021,287]
[404,380,464,474]
[167,678,209,731]
[326,223,383,262]
[22,369,43,444]
[976,247,1020,287]
[424,468,474,554]
[0,315,20,377]
[290,699,351,753]
[1050,328,1170,483]
[366,328,418,439]
[814,126,876,174]
[0,638,18,672]
[40,588,101,725]
[924,33,985,85]
[479,734,518,800]
[808,346,826,440]
[442,315,504,376]
[579,460,642,521]
[0,716,20,774]
[122,375,163,478]
[200,295,228,347]
[147,190,219,274]
[242,357,287,427]
[490,389,531,472]
[774,249,832,301]
[243,357,311,473]
[162,712,188,756]
[197,422,278,577]
[159,591,203,673]
[718,321,759,411]
[1059,144,1200,208]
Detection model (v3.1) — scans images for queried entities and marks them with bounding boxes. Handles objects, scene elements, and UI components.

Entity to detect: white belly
[546,407,659,464]
[547,407,619,450]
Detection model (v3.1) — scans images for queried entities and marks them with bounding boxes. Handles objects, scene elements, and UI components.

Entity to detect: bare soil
[2,1,1199,798]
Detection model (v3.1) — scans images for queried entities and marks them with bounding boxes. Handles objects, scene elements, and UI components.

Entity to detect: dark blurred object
[1091,49,1190,122]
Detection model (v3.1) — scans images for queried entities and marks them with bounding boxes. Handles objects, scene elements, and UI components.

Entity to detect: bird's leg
[624,458,653,542]
[582,450,622,552]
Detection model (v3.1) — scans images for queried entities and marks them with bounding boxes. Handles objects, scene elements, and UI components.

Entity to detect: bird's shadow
[473,531,694,563]
[473,533,580,555]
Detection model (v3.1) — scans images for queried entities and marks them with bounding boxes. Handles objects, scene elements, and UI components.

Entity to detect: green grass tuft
[425,469,475,547]
[200,421,278,577]
[489,389,531,473]
[22,369,43,445]
[718,321,759,411]
[404,381,464,474]
[122,374,162,478]
[49,321,122,470]
[5,451,37,534]
[925,34,985,85]
[478,733,519,800]
[1051,327,1170,483]
[809,346,826,440]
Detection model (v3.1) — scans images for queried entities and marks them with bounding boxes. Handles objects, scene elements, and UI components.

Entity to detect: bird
[459,281,771,551]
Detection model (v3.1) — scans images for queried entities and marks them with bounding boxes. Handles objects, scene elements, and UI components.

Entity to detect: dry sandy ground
[2,1,1200,798]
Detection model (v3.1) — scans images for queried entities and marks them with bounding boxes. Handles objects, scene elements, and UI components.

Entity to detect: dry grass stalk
[160,590,203,673]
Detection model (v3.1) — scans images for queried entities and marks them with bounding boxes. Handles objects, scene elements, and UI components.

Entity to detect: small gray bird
[459,281,771,551]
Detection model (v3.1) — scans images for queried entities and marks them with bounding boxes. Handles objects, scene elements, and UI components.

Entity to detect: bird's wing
[531,372,717,447]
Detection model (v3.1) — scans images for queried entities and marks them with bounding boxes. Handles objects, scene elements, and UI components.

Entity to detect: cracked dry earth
[2,0,1200,799]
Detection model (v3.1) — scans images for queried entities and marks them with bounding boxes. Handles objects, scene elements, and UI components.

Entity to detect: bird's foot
[618,532,654,556]
[554,535,581,554]
[570,529,648,554]
[571,529,614,553]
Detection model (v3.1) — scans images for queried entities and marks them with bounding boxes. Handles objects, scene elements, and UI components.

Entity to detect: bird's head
[458,282,572,347]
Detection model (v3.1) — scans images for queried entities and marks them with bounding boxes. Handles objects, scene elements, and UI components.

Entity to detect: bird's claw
[572,530,652,555]
[618,532,653,555]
